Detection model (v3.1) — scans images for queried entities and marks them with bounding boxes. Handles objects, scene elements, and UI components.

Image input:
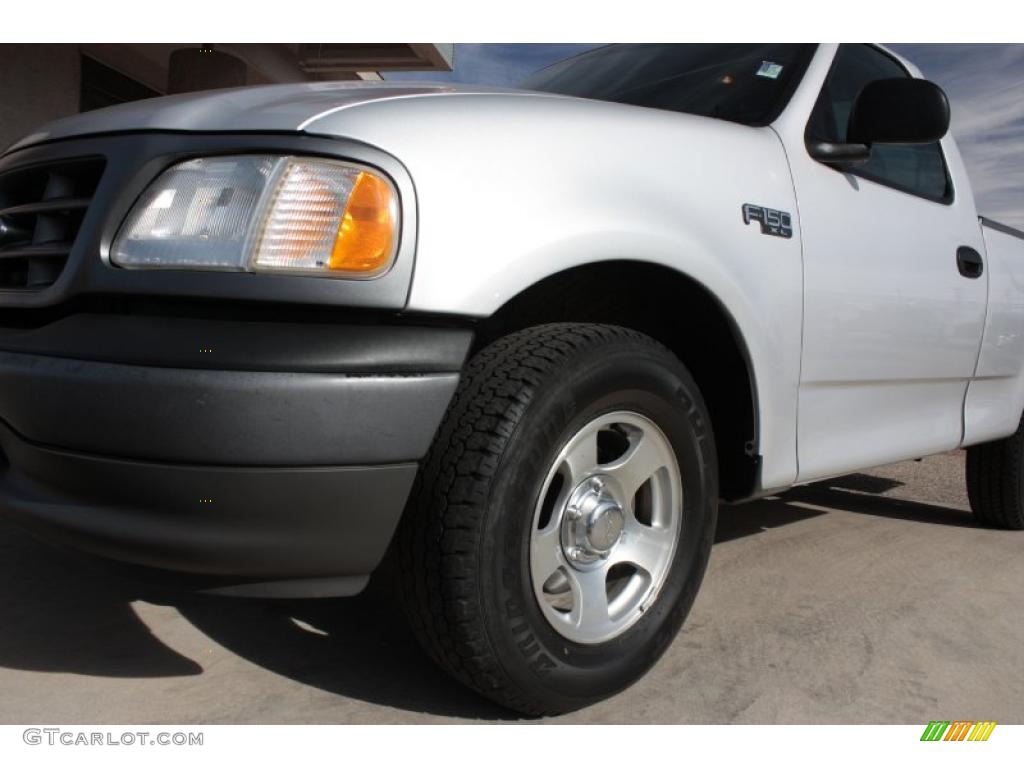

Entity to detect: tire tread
[966,416,1024,530]
[396,323,668,715]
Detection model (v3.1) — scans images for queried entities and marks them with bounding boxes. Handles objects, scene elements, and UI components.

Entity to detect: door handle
[957,246,984,279]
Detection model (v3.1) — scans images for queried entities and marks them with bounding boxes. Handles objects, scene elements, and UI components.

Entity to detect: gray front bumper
[0,349,458,465]
[0,316,471,594]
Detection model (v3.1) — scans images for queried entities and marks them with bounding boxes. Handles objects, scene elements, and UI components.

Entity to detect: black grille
[0,157,104,290]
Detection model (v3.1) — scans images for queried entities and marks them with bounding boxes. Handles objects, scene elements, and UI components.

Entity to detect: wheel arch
[473,260,761,501]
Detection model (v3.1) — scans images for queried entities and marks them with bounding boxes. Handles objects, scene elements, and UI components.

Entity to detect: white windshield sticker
[756,61,784,79]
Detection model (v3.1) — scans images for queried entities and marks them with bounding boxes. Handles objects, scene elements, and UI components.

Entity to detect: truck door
[788,44,988,481]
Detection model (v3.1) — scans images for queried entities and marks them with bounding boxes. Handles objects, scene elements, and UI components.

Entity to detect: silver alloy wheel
[529,410,682,644]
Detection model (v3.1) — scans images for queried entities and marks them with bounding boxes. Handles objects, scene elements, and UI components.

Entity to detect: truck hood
[5,81,537,153]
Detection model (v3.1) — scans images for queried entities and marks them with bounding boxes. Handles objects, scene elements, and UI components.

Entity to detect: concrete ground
[0,450,1021,724]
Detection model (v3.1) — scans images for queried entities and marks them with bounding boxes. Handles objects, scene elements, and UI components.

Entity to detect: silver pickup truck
[0,43,1021,716]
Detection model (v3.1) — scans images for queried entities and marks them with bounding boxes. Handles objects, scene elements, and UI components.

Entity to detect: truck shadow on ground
[173,565,518,720]
[0,471,979,721]
[0,525,203,682]
[783,473,977,529]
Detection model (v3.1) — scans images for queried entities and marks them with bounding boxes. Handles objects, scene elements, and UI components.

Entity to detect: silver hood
[5,81,535,153]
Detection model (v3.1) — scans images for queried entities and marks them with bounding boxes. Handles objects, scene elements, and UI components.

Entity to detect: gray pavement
[0,450,1021,724]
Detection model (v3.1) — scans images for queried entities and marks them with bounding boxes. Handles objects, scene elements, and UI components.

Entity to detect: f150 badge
[742,203,793,239]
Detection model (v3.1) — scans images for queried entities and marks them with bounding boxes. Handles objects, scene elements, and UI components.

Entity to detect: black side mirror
[808,77,951,167]
[848,78,950,145]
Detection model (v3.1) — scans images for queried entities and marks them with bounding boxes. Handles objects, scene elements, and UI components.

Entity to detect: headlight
[111,155,398,279]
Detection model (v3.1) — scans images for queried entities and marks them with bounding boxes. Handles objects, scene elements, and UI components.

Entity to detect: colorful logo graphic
[920,721,996,742]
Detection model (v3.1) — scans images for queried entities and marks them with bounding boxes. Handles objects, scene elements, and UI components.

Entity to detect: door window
[806,44,952,203]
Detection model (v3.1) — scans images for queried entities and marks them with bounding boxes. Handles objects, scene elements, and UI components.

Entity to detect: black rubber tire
[397,323,718,716]
[966,415,1024,530]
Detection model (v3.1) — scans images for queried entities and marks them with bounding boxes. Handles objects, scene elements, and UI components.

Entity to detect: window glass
[523,44,815,126]
[807,44,950,201]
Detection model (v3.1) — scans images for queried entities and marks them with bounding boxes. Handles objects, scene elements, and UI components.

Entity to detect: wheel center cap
[586,501,625,552]
[562,475,624,568]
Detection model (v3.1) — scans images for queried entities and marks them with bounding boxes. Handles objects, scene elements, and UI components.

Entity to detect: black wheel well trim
[470,259,763,501]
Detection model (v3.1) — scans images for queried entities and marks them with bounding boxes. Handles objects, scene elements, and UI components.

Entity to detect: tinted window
[523,44,815,126]
[807,44,951,202]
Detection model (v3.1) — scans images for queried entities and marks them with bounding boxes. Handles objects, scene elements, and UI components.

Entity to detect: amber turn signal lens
[251,158,398,278]
[330,171,397,275]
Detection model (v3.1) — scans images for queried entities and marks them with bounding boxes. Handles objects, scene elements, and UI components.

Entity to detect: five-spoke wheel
[530,411,682,643]
[399,324,718,715]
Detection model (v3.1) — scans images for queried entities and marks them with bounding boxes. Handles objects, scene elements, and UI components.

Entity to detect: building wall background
[0,43,452,152]
[0,45,81,151]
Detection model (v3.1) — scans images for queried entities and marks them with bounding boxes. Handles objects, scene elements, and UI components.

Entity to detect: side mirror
[848,78,950,145]
[808,78,951,167]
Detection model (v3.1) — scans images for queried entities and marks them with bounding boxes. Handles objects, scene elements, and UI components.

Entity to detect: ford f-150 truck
[0,43,1021,716]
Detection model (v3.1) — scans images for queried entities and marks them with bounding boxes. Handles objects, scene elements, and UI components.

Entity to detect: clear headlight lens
[111,155,398,278]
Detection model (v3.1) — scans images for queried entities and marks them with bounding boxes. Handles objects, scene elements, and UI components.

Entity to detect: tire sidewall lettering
[482,341,717,705]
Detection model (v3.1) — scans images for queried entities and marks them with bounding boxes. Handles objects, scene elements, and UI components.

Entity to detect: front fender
[308,92,804,490]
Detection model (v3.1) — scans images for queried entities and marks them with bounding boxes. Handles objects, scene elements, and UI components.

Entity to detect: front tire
[397,323,718,715]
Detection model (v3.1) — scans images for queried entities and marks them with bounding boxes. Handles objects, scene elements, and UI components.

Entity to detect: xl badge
[742,203,793,239]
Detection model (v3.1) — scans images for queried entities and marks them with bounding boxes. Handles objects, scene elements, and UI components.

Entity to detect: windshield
[522,44,816,126]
